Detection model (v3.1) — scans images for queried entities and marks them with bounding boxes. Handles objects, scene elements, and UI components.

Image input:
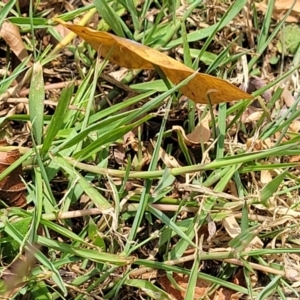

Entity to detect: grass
[0,0,300,299]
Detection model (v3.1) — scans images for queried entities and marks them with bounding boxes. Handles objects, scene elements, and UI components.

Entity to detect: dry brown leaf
[260,170,273,185]
[2,249,37,298]
[172,119,211,146]
[159,273,210,300]
[207,217,217,242]
[0,142,26,207]
[289,120,300,133]
[241,107,263,123]
[159,272,243,300]
[187,114,211,144]
[54,19,253,104]
[256,0,300,23]
[223,216,241,238]
[54,24,72,39]
[246,137,272,151]
[282,86,296,108]
[213,288,237,300]
[289,155,300,162]
[109,68,129,81]
[0,21,29,62]
[232,269,246,286]
[124,131,138,151]
[223,216,263,250]
[113,144,126,165]
[227,181,239,198]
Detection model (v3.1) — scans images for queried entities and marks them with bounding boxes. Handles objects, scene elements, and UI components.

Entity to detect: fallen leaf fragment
[282,85,296,108]
[0,21,29,62]
[223,216,263,250]
[256,0,300,23]
[289,120,300,133]
[0,143,26,207]
[3,248,37,298]
[159,272,243,300]
[186,114,211,145]
[260,170,273,185]
[53,19,253,104]
[246,137,272,151]
[158,273,209,300]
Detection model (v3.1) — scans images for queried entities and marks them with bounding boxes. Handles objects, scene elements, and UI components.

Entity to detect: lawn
[0,0,300,299]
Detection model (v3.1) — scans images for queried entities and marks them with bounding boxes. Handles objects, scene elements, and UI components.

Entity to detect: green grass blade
[41,83,74,156]
[4,222,67,295]
[54,156,112,210]
[0,0,17,26]
[29,167,43,244]
[73,114,153,160]
[125,279,170,300]
[29,62,44,145]
[149,205,197,248]
[37,236,131,266]
[261,170,289,204]
[185,250,201,300]
[256,275,281,300]
[94,0,125,37]
[165,0,247,49]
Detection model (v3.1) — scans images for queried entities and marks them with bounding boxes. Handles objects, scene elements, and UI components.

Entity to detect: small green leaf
[88,218,106,250]
[0,0,17,26]
[1,217,32,261]
[30,281,51,300]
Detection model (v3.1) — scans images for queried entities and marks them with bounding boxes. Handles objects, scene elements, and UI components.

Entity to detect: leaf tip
[52,17,66,26]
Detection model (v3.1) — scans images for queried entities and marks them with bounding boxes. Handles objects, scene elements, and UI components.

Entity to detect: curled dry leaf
[54,19,253,104]
[207,216,217,242]
[0,143,26,207]
[109,68,129,82]
[0,21,29,62]
[172,115,211,146]
[223,216,241,238]
[213,288,238,300]
[223,216,263,250]
[256,0,300,23]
